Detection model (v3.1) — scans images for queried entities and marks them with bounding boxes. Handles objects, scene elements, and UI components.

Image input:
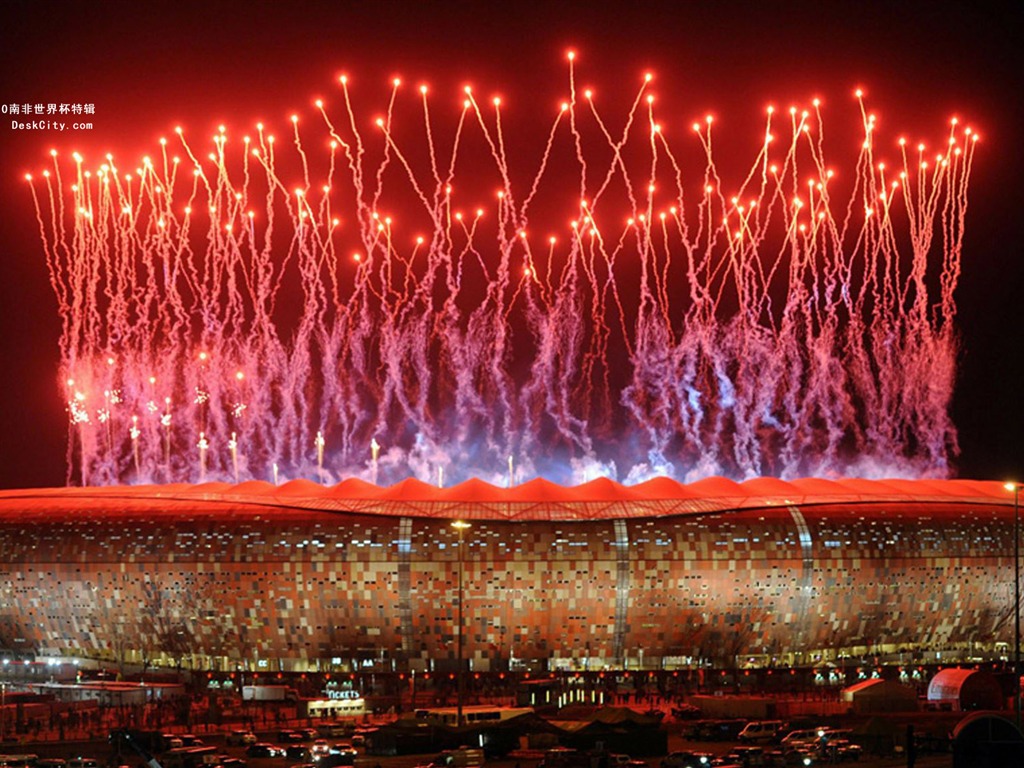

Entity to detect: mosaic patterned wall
[0,498,1012,669]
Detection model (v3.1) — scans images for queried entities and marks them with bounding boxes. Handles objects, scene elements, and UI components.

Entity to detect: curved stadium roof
[0,476,1010,521]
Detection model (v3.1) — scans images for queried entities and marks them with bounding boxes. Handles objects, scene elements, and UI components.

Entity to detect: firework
[26,56,978,486]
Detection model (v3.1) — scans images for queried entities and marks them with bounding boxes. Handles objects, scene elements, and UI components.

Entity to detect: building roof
[0,477,1011,521]
[927,668,1004,706]
[841,678,917,699]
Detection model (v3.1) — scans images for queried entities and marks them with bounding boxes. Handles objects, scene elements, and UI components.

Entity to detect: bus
[413,705,534,726]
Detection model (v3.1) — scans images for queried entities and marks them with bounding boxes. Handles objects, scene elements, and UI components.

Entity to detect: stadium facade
[0,477,1015,674]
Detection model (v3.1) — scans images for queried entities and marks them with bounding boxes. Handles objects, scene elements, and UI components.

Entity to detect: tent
[841,679,918,713]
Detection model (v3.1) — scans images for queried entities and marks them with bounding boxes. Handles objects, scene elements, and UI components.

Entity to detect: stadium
[0,477,1015,676]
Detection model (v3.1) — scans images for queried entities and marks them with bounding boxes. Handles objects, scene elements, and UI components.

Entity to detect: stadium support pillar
[452,520,472,728]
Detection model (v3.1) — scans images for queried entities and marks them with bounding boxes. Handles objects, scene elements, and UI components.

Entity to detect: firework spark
[26,58,978,486]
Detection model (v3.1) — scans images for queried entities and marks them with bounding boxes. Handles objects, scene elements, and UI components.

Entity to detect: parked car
[671,704,703,720]
[726,746,767,767]
[780,729,825,750]
[692,719,747,741]
[763,749,814,767]
[813,728,853,751]
[661,752,712,768]
[818,739,861,762]
[160,734,185,751]
[738,721,786,744]
[246,743,284,758]
[319,723,354,737]
[226,730,257,746]
[311,741,332,758]
[326,743,358,766]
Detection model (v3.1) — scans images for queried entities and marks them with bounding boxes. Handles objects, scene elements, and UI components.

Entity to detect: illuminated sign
[325,689,362,701]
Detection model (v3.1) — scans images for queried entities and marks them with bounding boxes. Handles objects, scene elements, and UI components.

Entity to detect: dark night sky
[0,0,1020,489]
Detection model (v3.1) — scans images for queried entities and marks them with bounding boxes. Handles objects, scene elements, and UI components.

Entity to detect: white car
[738,720,785,743]
[780,728,825,749]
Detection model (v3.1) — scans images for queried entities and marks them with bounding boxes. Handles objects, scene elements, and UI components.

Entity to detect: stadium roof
[0,477,1011,521]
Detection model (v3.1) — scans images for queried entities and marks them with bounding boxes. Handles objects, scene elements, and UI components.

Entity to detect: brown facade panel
[0,482,1013,670]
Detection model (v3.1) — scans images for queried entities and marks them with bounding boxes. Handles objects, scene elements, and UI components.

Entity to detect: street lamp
[451,520,472,729]
[1007,482,1022,731]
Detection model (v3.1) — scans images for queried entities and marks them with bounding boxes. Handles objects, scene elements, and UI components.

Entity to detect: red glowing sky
[0,0,1020,489]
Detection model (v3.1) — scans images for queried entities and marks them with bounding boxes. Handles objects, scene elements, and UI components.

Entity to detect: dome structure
[0,477,1013,672]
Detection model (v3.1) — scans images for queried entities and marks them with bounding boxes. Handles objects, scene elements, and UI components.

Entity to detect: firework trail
[26,58,978,486]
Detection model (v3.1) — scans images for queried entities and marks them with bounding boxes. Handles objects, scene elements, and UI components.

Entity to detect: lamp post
[1007,482,1022,731]
[451,520,472,728]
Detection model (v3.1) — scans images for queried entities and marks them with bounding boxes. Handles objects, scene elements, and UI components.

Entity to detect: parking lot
[0,746,954,768]
[1,723,958,768]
